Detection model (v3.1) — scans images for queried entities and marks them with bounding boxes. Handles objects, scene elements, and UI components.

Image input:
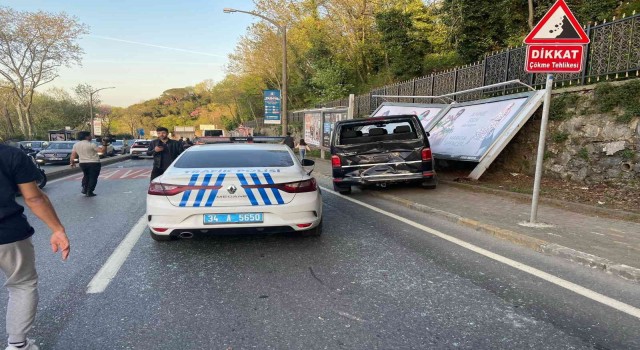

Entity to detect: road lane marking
[320,186,640,320]
[86,215,147,294]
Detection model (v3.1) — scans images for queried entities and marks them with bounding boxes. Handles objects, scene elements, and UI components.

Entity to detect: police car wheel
[301,221,323,237]
[149,231,175,242]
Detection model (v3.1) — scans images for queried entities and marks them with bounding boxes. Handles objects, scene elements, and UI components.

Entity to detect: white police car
[146,144,323,241]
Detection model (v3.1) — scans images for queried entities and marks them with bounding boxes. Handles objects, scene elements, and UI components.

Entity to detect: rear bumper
[130,150,150,157]
[334,172,436,186]
[146,190,323,236]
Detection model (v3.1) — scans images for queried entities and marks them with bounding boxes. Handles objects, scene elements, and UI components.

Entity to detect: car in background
[330,114,437,194]
[20,141,48,154]
[112,139,130,154]
[35,141,77,165]
[92,140,115,157]
[130,139,151,158]
[146,144,322,241]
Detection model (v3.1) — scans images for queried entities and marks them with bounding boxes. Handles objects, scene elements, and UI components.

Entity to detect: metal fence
[244,12,639,128]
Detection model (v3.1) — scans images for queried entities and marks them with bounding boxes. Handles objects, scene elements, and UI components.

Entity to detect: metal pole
[530,73,553,223]
[281,26,288,136]
[90,92,94,139]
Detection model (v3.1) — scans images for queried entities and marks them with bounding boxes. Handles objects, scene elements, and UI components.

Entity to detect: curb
[46,155,132,181]
[311,160,640,283]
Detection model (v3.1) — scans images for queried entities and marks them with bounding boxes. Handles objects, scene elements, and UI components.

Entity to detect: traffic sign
[524,0,589,45]
[525,45,584,73]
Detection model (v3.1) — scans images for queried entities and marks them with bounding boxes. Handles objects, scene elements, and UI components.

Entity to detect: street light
[89,86,115,138]
[224,8,288,135]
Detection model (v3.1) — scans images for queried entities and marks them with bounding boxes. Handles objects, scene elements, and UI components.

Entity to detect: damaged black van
[330,114,437,195]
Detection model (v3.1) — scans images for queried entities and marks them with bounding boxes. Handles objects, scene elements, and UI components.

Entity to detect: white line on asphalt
[86,215,147,294]
[320,186,640,320]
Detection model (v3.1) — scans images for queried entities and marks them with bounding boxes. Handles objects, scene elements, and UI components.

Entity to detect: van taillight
[422,148,432,162]
[331,155,341,168]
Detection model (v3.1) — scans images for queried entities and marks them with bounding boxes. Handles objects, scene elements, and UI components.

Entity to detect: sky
[3,0,259,107]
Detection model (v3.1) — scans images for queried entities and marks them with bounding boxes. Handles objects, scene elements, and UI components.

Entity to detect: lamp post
[224,8,288,135]
[89,86,115,139]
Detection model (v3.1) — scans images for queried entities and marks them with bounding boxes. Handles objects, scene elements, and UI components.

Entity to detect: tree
[0,7,88,138]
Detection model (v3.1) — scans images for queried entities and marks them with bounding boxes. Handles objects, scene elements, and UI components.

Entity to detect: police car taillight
[148,183,184,196]
[276,179,317,193]
[331,155,341,168]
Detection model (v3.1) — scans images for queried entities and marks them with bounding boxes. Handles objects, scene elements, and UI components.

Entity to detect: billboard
[263,90,281,125]
[372,103,447,131]
[323,111,349,148]
[428,95,531,162]
[304,112,322,147]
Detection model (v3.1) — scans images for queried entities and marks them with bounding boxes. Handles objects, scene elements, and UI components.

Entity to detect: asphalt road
[3,159,639,349]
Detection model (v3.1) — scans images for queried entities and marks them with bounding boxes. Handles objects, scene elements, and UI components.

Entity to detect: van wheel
[334,184,351,195]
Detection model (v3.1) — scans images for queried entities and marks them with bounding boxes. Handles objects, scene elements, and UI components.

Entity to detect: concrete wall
[491,80,639,186]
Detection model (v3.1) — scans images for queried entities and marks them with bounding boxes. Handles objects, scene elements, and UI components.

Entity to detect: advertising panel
[372,103,446,131]
[322,112,349,148]
[429,97,529,161]
[263,90,281,124]
[304,112,322,147]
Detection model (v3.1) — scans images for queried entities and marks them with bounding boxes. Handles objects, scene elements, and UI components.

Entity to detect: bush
[619,149,636,160]
[578,147,589,161]
[552,131,569,143]
[594,81,640,117]
[549,93,580,121]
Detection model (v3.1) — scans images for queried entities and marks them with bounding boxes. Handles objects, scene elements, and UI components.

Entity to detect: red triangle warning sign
[524,0,589,44]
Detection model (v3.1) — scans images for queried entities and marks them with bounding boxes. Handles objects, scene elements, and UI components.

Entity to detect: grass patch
[578,147,589,161]
[619,149,636,160]
[544,151,554,161]
[594,81,640,123]
[552,131,569,143]
[549,93,580,121]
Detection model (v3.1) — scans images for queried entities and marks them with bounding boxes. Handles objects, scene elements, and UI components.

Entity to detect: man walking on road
[70,131,106,197]
[148,127,184,181]
[0,143,70,350]
[282,132,295,149]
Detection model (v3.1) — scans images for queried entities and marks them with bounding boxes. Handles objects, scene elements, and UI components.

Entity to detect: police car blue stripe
[263,173,285,205]
[204,174,226,207]
[237,173,258,206]
[179,174,199,207]
[193,174,212,207]
[250,173,272,205]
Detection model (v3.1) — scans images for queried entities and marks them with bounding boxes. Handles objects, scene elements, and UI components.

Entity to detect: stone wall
[490,80,640,185]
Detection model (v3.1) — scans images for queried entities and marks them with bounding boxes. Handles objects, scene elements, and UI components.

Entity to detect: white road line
[86,215,147,294]
[320,186,640,320]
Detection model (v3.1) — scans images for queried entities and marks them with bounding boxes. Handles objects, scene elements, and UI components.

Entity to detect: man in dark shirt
[0,144,70,350]
[282,132,294,149]
[147,127,184,181]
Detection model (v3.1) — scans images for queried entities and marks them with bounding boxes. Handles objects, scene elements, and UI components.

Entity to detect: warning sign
[524,0,589,44]
[524,0,588,73]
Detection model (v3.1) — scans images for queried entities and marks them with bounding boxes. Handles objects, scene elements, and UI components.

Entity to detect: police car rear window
[174,150,294,168]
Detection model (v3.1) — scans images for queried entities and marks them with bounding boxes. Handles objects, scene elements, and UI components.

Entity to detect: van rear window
[339,120,418,145]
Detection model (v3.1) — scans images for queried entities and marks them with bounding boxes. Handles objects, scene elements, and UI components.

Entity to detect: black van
[330,115,437,195]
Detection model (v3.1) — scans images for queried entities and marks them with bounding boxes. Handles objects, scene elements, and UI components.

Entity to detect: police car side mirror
[301,159,315,175]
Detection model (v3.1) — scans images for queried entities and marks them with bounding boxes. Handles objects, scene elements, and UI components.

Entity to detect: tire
[421,181,437,190]
[149,231,174,241]
[131,155,138,159]
[333,184,351,195]
[301,220,323,237]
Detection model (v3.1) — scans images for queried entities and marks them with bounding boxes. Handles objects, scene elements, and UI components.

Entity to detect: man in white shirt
[70,132,106,197]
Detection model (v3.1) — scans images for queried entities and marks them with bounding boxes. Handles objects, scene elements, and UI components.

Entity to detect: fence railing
[243,12,640,129]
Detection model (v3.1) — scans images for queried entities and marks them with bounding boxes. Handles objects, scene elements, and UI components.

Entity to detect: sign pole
[530,73,553,223]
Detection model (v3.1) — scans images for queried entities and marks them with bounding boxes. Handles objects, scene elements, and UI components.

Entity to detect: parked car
[330,114,437,194]
[35,141,78,165]
[92,140,115,157]
[112,139,130,154]
[130,139,151,158]
[20,140,49,153]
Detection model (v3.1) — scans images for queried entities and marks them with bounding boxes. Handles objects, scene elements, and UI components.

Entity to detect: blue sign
[263,90,281,125]
[137,128,145,136]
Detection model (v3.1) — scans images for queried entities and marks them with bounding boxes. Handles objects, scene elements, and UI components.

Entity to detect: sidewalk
[312,158,640,283]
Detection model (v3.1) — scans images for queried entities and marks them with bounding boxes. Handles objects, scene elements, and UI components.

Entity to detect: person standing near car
[70,131,105,197]
[296,139,310,160]
[147,127,184,181]
[0,143,71,350]
[282,132,294,149]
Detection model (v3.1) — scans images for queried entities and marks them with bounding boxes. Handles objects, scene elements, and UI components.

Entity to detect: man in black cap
[147,127,184,181]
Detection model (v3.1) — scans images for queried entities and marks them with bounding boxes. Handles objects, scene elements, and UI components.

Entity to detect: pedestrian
[0,143,70,350]
[186,138,193,146]
[70,131,106,197]
[282,132,294,149]
[296,139,310,159]
[147,127,184,181]
[247,134,254,143]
